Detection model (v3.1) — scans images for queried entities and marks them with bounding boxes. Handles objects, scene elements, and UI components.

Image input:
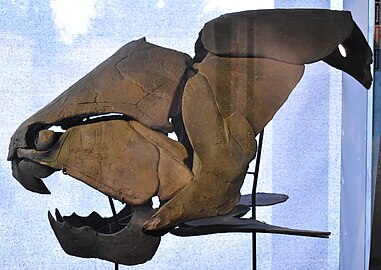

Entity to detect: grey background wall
[341,0,372,269]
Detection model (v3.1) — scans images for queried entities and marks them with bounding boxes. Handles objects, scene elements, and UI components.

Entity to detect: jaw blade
[11,159,51,194]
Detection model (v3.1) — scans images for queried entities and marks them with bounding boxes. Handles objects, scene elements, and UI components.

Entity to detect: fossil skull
[8,9,372,265]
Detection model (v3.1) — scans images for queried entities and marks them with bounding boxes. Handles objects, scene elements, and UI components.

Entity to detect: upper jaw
[8,117,164,266]
[11,158,52,194]
[8,122,63,194]
[7,110,128,195]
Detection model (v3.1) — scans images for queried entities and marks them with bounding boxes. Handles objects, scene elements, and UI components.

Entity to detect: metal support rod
[108,196,118,220]
[251,130,265,270]
[108,196,120,270]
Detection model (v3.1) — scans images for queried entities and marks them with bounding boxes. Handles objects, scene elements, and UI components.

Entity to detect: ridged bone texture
[8,38,192,161]
[17,120,193,205]
[143,54,304,230]
[8,38,192,197]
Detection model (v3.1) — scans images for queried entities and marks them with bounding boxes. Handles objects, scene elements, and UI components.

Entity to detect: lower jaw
[48,205,161,266]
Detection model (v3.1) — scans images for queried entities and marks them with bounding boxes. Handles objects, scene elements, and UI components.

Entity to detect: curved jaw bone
[48,205,161,266]
[10,129,63,194]
[11,158,54,194]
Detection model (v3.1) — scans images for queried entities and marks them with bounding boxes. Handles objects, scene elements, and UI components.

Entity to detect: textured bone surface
[8,38,191,160]
[35,130,62,151]
[197,9,354,64]
[18,120,193,205]
[49,206,161,265]
[143,54,304,230]
[195,53,305,133]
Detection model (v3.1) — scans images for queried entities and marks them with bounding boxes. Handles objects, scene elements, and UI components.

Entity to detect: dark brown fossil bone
[171,204,330,238]
[196,9,354,64]
[48,206,161,266]
[194,9,372,88]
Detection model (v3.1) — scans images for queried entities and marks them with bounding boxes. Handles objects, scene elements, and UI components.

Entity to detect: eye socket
[338,44,347,58]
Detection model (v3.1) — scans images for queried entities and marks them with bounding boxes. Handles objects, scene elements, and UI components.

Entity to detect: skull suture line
[8,9,372,265]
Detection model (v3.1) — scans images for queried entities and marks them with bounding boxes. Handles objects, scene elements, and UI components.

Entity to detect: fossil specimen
[8,9,372,265]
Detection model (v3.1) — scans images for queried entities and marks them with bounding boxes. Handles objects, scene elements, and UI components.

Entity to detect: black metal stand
[108,197,119,270]
[251,130,265,270]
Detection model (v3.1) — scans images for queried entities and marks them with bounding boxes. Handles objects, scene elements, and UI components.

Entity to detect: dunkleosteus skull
[8,9,372,265]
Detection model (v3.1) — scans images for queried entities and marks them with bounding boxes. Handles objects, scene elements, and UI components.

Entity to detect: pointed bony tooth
[47,206,161,266]
[55,209,63,222]
[48,211,63,229]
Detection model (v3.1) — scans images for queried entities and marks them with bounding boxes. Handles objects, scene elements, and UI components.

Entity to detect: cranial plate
[17,120,193,205]
[8,38,192,162]
[196,9,354,64]
[8,38,192,194]
[195,9,372,89]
